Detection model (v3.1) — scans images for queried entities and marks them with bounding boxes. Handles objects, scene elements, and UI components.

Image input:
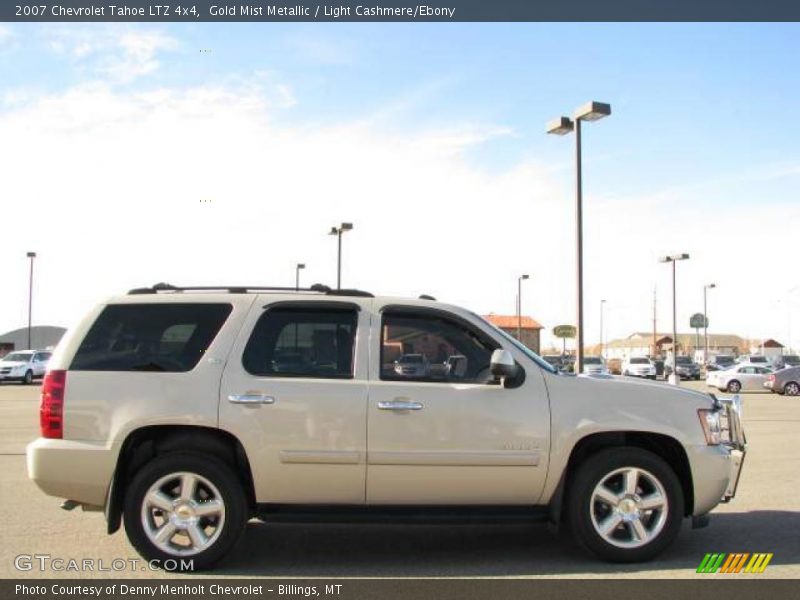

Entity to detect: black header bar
[3,1,800,22]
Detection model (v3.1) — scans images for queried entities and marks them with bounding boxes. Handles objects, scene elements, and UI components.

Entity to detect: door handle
[228,393,275,405]
[378,400,423,411]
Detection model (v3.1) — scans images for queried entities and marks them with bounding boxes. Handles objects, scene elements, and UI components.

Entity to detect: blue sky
[0,23,798,348]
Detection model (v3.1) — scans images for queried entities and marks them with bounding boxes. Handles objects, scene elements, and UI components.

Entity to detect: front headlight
[698,409,722,445]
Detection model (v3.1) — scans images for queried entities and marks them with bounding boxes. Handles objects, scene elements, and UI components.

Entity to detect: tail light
[767,374,775,382]
[40,370,66,439]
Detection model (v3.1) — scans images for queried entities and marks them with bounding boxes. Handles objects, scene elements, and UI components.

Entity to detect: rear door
[219,298,371,504]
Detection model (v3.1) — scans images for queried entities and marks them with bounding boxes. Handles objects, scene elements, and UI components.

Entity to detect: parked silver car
[764,366,800,396]
[707,364,773,393]
[582,355,609,375]
[0,350,52,384]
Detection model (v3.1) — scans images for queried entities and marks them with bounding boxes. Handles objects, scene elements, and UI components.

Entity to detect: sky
[0,22,799,350]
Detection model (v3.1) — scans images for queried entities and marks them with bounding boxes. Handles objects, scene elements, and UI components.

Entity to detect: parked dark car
[705,354,736,372]
[770,354,800,371]
[665,356,701,380]
[764,366,800,396]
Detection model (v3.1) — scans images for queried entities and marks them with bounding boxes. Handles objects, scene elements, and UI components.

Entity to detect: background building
[604,332,746,360]
[483,314,542,353]
[0,325,66,356]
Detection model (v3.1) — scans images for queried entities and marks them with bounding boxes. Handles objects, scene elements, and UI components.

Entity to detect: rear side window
[71,303,232,372]
[242,306,357,378]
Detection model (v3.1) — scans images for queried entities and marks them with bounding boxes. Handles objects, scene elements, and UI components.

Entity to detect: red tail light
[767,374,775,382]
[40,370,66,439]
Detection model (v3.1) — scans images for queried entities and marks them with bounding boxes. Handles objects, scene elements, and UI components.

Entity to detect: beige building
[483,314,542,353]
[604,331,746,360]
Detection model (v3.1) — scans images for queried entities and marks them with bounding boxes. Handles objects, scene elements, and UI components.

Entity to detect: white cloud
[41,26,178,82]
[0,82,797,351]
[0,25,14,46]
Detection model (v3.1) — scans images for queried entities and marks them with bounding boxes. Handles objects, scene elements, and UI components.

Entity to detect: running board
[255,504,549,524]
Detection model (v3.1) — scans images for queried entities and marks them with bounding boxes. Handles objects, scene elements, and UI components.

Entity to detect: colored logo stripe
[698,553,772,574]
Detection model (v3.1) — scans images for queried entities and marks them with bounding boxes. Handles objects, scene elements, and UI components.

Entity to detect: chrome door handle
[378,400,423,411]
[228,393,275,405]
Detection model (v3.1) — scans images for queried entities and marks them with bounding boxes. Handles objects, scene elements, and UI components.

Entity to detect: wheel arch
[550,430,694,525]
[106,425,256,534]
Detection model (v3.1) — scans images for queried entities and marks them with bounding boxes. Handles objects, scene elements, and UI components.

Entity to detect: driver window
[380,311,497,383]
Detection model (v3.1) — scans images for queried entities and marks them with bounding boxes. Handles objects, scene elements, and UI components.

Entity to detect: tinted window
[243,306,357,378]
[71,303,232,372]
[381,311,498,383]
[584,357,602,365]
[630,358,649,364]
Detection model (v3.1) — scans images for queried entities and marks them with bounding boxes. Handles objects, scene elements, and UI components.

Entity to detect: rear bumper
[26,438,118,508]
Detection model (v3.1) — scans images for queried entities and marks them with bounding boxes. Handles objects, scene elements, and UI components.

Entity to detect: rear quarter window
[70,303,232,372]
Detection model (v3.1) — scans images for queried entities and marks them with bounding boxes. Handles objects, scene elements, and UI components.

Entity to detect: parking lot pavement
[1,380,798,579]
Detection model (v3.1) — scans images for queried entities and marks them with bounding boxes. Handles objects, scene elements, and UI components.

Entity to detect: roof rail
[127,283,374,298]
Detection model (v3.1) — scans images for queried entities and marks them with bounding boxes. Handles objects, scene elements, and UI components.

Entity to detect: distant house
[745,339,784,360]
[483,314,543,353]
[0,325,66,355]
[604,331,745,360]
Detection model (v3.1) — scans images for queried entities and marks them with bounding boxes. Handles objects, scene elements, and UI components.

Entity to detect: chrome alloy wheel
[589,467,668,549]
[141,472,226,557]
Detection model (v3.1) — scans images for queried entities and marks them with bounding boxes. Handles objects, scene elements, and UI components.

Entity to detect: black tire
[123,452,248,571]
[784,381,800,396]
[566,447,684,563]
[23,370,33,385]
[727,380,742,393]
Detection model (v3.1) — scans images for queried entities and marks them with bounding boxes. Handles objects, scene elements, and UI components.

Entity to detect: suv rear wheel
[123,452,247,570]
[567,447,684,562]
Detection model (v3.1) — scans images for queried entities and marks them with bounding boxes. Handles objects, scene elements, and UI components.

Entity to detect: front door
[219,298,370,504]
[366,306,551,505]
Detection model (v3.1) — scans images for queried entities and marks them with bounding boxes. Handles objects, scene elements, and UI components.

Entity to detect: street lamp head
[574,101,612,122]
[329,226,338,236]
[706,283,716,289]
[26,252,36,258]
[659,253,690,263]
[297,263,306,270]
[340,222,353,232]
[546,116,574,135]
[520,274,530,281]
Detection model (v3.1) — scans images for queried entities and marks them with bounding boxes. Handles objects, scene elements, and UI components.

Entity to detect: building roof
[483,314,543,330]
[0,325,66,351]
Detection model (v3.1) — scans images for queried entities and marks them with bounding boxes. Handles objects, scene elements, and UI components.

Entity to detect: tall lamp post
[26,251,36,350]
[660,253,690,385]
[547,101,612,374]
[517,274,530,341]
[703,283,716,364]
[600,299,606,358]
[295,263,306,291]
[328,222,353,289]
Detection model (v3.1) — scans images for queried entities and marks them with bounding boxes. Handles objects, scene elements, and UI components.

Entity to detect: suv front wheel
[123,452,248,570]
[567,447,684,562]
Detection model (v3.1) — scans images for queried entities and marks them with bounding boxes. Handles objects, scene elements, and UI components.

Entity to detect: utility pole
[652,287,657,357]
[26,252,36,350]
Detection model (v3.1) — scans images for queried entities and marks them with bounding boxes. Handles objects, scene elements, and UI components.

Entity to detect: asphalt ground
[1,379,798,579]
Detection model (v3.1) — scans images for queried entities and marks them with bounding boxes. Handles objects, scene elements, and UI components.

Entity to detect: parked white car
[0,350,52,384]
[582,356,609,376]
[707,364,773,393]
[622,356,656,379]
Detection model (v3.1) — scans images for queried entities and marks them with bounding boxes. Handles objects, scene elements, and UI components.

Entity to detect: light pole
[660,253,690,385]
[517,274,529,341]
[26,251,36,350]
[600,299,606,358]
[547,101,611,374]
[703,283,716,364]
[295,263,306,291]
[328,222,353,289]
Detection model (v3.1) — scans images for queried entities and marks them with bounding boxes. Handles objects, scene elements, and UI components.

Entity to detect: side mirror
[490,349,518,381]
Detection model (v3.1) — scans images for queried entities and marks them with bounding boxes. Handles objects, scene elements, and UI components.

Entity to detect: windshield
[2,352,33,362]
[783,356,800,365]
[749,356,767,363]
[474,314,558,374]
[630,357,649,364]
[715,355,734,364]
[583,357,602,364]
[676,356,692,364]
